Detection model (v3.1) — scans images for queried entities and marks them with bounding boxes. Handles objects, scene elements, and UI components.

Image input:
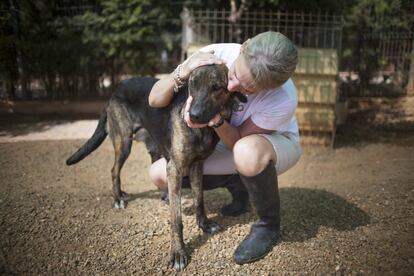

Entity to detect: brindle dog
[66,64,246,270]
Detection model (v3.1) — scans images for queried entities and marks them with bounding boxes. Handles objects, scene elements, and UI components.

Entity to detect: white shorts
[203,132,302,176]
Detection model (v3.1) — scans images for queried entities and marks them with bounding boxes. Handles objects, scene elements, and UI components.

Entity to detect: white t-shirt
[200,43,300,142]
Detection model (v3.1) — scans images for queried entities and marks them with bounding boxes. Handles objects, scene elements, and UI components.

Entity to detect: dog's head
[187,64,247,124]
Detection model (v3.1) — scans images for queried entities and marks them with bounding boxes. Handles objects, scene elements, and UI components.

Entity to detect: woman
[148,31,301,264]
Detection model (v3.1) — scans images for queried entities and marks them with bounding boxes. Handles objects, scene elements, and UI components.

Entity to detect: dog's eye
[212,84,222,91]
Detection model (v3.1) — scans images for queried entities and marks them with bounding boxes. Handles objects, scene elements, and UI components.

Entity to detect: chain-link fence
[363,32,413,96]
[181,9,343,57]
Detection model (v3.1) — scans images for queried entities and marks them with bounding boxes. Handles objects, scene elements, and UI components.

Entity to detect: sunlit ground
[0,119,98,142]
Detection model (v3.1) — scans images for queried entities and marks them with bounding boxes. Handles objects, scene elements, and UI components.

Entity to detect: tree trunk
[407,37,414,96]
[228,0,248,43]
[9,0,28,99]
[5,78,16,100]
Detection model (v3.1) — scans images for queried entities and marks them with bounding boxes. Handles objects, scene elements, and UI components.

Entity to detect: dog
[66,64,247,270]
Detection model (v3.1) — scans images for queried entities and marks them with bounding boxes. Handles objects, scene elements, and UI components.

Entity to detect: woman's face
[227,54,261,95]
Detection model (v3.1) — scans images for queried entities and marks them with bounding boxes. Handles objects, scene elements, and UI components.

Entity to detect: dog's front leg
[167,160,188,271]
[189,161,221,234]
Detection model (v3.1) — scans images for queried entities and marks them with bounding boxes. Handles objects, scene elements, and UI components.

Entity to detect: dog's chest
[187,129,218,156]
[170,117,219,162]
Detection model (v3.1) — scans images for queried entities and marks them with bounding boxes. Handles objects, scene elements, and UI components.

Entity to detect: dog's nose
[189,111,200,122]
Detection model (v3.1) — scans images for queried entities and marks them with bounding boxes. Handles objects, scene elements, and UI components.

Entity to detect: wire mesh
[185,9,344,49]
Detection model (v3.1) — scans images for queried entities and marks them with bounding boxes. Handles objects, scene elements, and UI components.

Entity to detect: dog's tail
[66,107,108,166]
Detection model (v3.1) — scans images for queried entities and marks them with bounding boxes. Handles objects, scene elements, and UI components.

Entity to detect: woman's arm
[148,51,225,108]
[214,118,274,149]
[148,72,176,108]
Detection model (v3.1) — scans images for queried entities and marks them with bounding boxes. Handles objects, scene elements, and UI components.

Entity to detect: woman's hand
[184,96,223,128]
[180,50,225,80]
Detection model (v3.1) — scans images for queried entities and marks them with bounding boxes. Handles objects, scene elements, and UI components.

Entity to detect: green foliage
[341,0,412,84]
[249,0,349,11]
[74,0,174,76]
[184,0,229,10]
[4,0,175,99]
[346,0,410,32]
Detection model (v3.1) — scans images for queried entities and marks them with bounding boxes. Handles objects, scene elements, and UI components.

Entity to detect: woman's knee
[233,135,276,177]
[149,158,168,190]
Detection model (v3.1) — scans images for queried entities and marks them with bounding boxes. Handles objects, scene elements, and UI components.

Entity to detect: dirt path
[0,98,413,275]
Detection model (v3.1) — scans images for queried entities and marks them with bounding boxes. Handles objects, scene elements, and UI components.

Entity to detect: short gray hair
[243,31,298,90]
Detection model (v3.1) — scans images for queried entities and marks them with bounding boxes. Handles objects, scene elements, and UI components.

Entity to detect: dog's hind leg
[189,161,221,234]
[107,99,135,209]
[111,136,132,209]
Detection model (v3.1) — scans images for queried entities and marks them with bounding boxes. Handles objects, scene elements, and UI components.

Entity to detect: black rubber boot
[233,161,280,265]
[220,175,249,217]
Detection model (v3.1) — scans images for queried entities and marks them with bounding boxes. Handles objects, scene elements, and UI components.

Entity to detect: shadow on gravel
[204,187,370,242]
[279,187,370,242]
[128,187,370,253]
[334,97,414,148]
[127,190,164,202]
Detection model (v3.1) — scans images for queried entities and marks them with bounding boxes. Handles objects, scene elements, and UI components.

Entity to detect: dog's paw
[161,190,169,205]
[120,191,128,200]
[113,199,127,209]
[169,249,188,271]
[200,220,222,234]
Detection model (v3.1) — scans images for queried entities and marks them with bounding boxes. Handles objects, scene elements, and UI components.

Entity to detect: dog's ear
[230,92,247,103]
[221,91,247,119]
[218,63,229,75]
[217,64,229,87]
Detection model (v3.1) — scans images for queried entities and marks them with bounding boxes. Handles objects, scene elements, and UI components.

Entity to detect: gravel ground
[0,97,413,275]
